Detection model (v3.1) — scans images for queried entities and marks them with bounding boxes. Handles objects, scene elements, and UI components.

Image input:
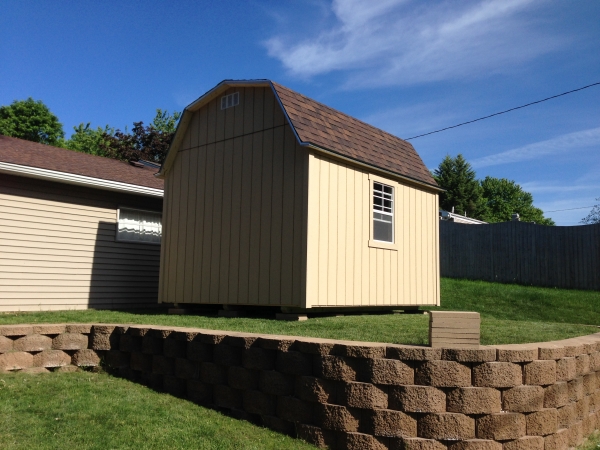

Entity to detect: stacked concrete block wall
[2,323,600,450]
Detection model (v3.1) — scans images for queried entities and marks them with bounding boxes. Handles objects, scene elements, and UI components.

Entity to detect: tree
[433,154,487,219]
[480,176,555,225]
[99,109,180,163]
[61,123,114,157]
[580,198,600,225]
[0,98,64,145]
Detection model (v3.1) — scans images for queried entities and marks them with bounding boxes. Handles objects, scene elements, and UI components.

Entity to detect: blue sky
[1,0,599,225]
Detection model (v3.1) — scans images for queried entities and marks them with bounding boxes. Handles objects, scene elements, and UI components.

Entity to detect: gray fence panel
[439,221,600,290]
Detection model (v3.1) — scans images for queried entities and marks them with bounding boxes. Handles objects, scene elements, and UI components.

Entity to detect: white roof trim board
[0,161,164,198]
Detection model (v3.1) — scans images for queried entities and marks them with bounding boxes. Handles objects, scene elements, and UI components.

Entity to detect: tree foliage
[0,98,64,145]
[480,176,555,225]
[433,154,487,219]
[581,198,600,225]
[61,123,115,157]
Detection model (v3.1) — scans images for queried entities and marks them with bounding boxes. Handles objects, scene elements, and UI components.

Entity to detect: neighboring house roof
[160,79,439,190]
[440,210,487,225]
[0,135,163,197]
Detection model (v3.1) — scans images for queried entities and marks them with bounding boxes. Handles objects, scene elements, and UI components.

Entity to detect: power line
[545,205,595,213]
[405,81,600,140]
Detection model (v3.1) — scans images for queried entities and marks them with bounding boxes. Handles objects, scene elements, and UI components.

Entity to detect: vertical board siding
[0,175,162,311]
[306,154,439,307]
[161,87,308,307]
[440,221,600,290]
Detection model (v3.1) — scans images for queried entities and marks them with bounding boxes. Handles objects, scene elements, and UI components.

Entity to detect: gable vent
[221,92,240,110]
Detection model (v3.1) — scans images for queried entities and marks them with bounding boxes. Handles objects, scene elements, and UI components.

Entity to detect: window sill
[368,240,398,251]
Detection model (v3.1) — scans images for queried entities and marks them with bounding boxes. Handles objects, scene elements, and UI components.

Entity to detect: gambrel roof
[160,79,438,190]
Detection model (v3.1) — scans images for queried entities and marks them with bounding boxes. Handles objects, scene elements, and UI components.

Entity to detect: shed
[0,135,163,311]
[157,80,441,311]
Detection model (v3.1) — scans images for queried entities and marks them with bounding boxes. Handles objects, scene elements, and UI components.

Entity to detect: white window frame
[368,174,398,251]
[220,92,240,110]
[116,207,162,245]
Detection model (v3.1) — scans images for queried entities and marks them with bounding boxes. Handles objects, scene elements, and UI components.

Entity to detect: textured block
[556,358,576,381]
[13,334,52,352]
[387,346,442,362]
[119,334,142,353]
[338,432,388,450]
[141,336,164,355]
[228,366,258,390]
[525,408,557,436]
[583,372,596,395]
[472,362,522,388]
[163,338,187,359]
[476,413,526,440]
[187,379,212,404]
[294,339,334,355]
[538,345,565,361]
[316,403,359,431]
[315,355,357,381]
[33,350,71,368]
[447,387,501,414]
[364,409,417,438]
[71,349,100,367]
[242,390,276,416]
[418,413,475,440]
[590,352,600,371]
[567,377,583,402]
[163,375,186,397]
[557,404,575,428]
[502,436,544,450]
[523,360,556,385]
[334,343,386,359]
[242,347,275,370]
[415,360,471,387]
[259,370,294,396]
[152,355,174,375]
[583,412,597,436]
[576,354,590,376]
[130,352,152,372]
[213,384,242,409]
[199,362,226,384]
[90,325,119,350]
[502,386,544,412]
[544,429,569,450]
[365,358,414,385]
[449,440,502,450]
[187,340,212,362]
[495,345,537,363]
[339,382,387,409]
[575,396,590,421]
[562,342,585,358]
[276,350,312,375]
[65,324,93,334]
[213,344,242,366]
[106,350,130,369]
[222,335,257,349]
[55,365,79,373]
[567,421,583,447]
[0,335,13,353]
[175,358,199,379]
[52,333,88,350]
[277,396,314,424]
[391,385,446,413]
[21,367,50,374]
[2,352,35,370]
[296,424,336,449]
[544,382,568,408]
[295,376,336,403]
[0,325,33,336]
[32,324,66,335]
[397,438,447,450]
[442,348,496,363]
[261,415,294,436]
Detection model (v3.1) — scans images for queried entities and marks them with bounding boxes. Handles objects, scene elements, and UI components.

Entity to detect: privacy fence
[440,221,600,291]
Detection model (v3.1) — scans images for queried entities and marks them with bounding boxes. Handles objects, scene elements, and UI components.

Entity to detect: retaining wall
[1,323,600,450]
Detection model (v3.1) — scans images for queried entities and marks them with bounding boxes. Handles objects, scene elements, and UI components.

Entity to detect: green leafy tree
[580,198,600,225]
[61,123,114,156]
[0,98,64,145]
[433,154,488,219]
[480,176,555,225]
[151,109,181,133]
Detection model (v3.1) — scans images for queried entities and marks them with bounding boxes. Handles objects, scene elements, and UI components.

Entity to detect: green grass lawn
[0,371,315,450]
[1,278,598,345]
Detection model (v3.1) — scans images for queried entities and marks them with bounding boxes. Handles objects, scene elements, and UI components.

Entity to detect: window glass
[373,182,393,242]
[117,208,162,244]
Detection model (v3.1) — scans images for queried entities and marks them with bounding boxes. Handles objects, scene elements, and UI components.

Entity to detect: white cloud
[265,0,562,87]
[471,127,600,168]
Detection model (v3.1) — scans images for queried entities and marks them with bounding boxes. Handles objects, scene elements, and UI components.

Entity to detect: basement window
[116,208,162,244]
[373,182,394,243]
[221,92,240,110]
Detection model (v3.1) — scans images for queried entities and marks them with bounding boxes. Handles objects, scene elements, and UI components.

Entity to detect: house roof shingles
[0,135,164,190]
[271,82,437,188]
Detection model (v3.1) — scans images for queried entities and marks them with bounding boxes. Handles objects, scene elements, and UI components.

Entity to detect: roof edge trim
[0,161,164,197]
[303,143,442,193]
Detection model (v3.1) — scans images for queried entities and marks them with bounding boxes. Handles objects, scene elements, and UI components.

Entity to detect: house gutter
[0,161,163,198]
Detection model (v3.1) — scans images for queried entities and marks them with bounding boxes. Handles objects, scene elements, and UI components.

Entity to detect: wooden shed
[157,80,441,312]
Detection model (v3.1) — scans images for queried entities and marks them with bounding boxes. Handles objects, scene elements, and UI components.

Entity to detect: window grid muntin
[220,92,240,110]
[116,207,162,244]
[372,181,394,243]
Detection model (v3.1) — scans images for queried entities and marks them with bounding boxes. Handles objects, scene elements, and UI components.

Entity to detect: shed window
[117,208,162,244]
[373,182,394,243]
[221,92,240,110]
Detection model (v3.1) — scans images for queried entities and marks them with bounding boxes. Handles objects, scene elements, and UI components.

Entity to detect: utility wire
[405,81,600,140]
[545,205,595,213]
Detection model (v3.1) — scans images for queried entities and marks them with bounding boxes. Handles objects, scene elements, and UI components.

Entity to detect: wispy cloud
[265,0,563,87]
[471,127,600,168]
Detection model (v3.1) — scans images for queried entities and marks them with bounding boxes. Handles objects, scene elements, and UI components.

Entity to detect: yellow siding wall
[0,174,163,311]
[160,87,308,307]
[305,153,439,308]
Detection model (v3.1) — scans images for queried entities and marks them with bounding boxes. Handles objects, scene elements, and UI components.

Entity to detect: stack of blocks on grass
[429,312,481,348]
[1,323,600,450]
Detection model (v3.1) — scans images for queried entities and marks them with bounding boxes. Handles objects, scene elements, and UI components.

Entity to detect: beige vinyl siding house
[158,80,441,311]
[0,136,163,311]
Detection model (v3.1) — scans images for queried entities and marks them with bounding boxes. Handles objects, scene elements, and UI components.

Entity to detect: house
[157,80,441,312]
[0,135,163,311]
[440,209,487,224]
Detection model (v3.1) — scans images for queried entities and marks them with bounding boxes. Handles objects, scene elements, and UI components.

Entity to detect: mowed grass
[1,278,599,345]
[0,371,315,450]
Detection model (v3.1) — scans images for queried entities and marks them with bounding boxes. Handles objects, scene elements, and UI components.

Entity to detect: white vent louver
[221,92,240,110]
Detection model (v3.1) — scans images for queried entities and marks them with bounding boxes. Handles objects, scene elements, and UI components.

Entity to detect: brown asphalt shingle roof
[271,82,437,187]
[0,135,163,190]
